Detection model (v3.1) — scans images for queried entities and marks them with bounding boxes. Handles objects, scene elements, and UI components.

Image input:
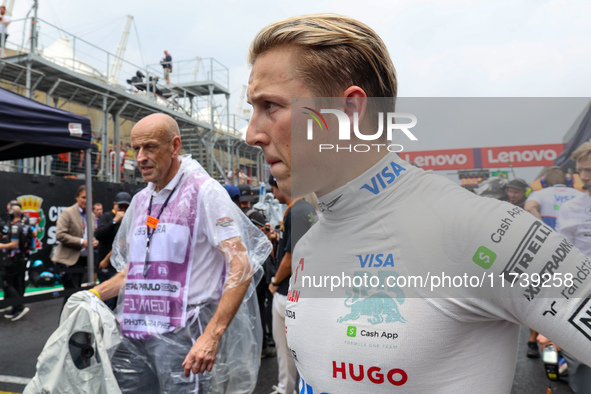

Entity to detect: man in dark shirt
[94,191,131,309]
[237,184,266,225]
[0,200,19,285]
[237,183,277,358]
[0,205,30,321]
[267,176,317,394]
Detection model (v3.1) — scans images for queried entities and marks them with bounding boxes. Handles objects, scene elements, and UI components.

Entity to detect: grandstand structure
[0,11,265,185]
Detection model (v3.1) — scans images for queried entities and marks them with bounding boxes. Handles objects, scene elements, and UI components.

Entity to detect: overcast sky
[7,0,591,181]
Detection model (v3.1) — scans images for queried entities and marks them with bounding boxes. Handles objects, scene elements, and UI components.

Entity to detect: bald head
[133,113,180,143]
[131,113,182,191]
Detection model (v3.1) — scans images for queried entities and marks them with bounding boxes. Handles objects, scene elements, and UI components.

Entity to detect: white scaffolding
[0,13,265,185]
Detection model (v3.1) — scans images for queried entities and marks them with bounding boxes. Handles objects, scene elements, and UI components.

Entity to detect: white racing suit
[287,152,591,393]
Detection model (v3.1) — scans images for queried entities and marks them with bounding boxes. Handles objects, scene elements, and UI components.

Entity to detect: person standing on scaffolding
[0,6,11,53]
[160,50,172,85]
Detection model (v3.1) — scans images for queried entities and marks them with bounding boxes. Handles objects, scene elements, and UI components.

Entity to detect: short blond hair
[249,14,397,115]
[545,167,566,186]
[572,142,591,163]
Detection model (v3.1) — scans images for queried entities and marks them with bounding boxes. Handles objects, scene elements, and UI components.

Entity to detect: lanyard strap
[144,174,184,276]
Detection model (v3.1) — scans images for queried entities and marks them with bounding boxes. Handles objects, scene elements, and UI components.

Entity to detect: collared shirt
[119,157,241,338]
[148,164,184,198]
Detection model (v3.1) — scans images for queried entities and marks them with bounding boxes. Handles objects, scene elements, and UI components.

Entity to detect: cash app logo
[347,326,357,337]
[473,246,496,269]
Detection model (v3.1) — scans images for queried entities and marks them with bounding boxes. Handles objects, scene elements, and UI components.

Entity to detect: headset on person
[540,174,574,188]
[524,186,533,199]
[539,166,574,188]
[506,178,533,199]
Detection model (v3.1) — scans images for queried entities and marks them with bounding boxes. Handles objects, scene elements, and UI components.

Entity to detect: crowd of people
[2,12,591,394]
[6,120,589,393]
[48,136,140,183]
[477,152,591,392]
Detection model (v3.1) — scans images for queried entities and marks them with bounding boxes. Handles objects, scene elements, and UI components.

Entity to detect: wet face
[576,153,591,195]
[507,187,525,205]
[131,115,180,191]
[76,191,87,211]
[246,46,364,198]
[246,47,322,197]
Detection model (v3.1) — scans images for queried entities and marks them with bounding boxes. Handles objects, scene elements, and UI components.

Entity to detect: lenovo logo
[402,152,468,168]
[332,361,408,386]
[487,147,558,165]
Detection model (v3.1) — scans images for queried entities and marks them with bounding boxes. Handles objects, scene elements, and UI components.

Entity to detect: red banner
[399,148,475,171]
[481,143,564,168]
[401,143,565,171]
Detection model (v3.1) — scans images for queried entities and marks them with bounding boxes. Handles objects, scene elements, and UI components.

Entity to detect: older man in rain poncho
[92,113,271,393]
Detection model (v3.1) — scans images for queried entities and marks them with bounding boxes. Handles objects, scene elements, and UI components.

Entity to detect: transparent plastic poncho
[109,155,271,393]
[24,291,122,394]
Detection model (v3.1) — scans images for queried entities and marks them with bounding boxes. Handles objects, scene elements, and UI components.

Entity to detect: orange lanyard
[144,174,183,277]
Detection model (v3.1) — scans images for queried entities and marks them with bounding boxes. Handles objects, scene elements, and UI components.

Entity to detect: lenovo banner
[399,148,475,171]
[481,144,564,168]
[400,143,564,171]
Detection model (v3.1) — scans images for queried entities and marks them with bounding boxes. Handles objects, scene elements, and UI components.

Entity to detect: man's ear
[342,86,368,126]
[171,136,182,157]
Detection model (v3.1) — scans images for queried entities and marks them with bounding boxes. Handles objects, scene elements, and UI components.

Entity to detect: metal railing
[1,17,228,94]
[0,16,254,181]
[146,57,229,90]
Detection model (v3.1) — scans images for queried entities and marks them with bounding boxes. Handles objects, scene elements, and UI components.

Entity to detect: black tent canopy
[0,86,92,160]
[0,86,95,282]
